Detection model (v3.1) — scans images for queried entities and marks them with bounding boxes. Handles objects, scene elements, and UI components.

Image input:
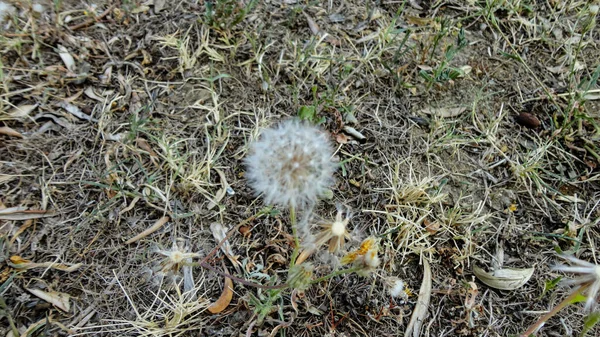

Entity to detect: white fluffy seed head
[330,220,346,237]
[364,249,380,269]
[245,119,337,209]
[388,278,407,298]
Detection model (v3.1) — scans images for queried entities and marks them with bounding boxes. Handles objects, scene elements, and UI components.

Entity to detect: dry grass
[1,0,599,336]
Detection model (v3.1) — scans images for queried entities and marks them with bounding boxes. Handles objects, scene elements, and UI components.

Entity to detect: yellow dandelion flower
[341,237,379,269]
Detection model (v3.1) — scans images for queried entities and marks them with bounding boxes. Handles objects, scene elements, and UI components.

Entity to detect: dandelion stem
[197,261,288,290]
[310,267,361,284]
[289,204,300,267]
[520,284,590,337]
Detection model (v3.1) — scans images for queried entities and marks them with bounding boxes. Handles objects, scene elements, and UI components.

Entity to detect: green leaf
[581,312,600,337]
[568,292,588,305]
[540,276,562,299]
[298,105,317,121]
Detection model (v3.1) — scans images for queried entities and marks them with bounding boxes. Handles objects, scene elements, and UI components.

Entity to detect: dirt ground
[1,0,600,336]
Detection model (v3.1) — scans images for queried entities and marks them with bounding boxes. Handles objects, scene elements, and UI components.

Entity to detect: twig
[69,4,117,31]
[520,89,600,104]
[197,261,287,290]
[310,267,360,284]
[125,216,169,244]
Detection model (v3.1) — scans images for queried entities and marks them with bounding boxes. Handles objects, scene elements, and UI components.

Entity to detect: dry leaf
[57,45,76,72]
[464,281,478,310]
[342,126,367,143]
[207,168,230,210]
[209,222,241,269]
[405,258,431,337]
[0,126,24,138]
[423,218,440,235]
[336,133,348,144]
[58,101,96,122]
[9,255,82,272]
[473,265,534,290]
[3,104,38,121]
[125,216,169,244]
[583,92,600,100]
[419,107,466,118]
[408,0,423,10]
[154,0,166,13]
[135,138,158,158]
[131,5,150,14]
[84,87,106,101]
[303,12,320,35]
[26,288,71,312]
[207,277,233,314]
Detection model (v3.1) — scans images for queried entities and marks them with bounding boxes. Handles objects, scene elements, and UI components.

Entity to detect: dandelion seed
[155,241,201,273]
[363,248,380,269]
[314,206,352,253]
[245,119,337,210]
[552,255,600,312]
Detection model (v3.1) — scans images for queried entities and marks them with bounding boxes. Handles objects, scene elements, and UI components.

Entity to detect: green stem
[289,204,300,266]
[520,285,589,337]
[311,267,361,284]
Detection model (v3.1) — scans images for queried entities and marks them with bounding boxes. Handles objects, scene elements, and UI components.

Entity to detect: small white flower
[552,255,600,312]
[245,119,336,209]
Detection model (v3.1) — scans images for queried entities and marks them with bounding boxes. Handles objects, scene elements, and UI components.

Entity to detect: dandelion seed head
[331,218,347,237]
[364,249,380,269]
[552,255,600,312]
[245,119,337,209]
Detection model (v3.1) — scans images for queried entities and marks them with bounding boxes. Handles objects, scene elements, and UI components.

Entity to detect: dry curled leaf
[9,256,82,272]
[57,45,76,72]
[207,168,230,210]
[336,133,348,144]
[58,101,97,122]
[473,265,534,290]
[0,126,24,138]
[210,222,241,270]
[420,107,466,118]
[207,277,233,314]
[84,87,106,101]
[3,104,37,121]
